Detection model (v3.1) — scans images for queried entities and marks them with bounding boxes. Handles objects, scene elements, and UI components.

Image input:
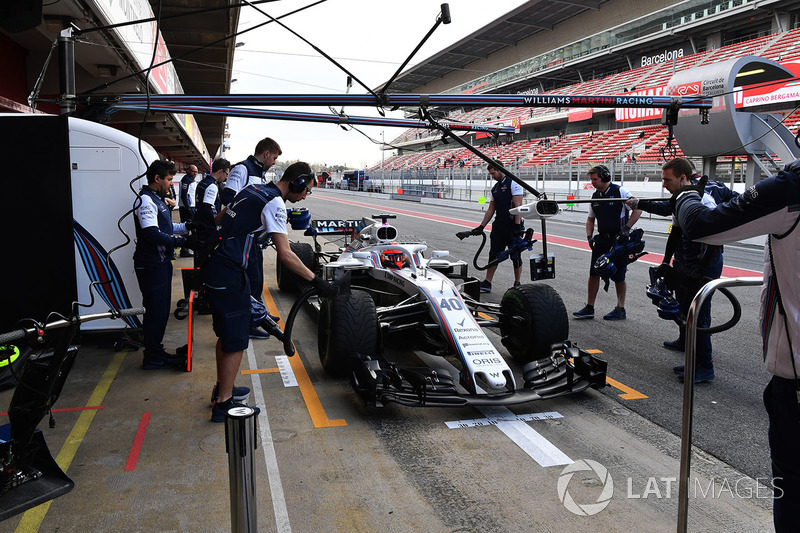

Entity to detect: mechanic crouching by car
[671,158,800,533]
[133,160,189,370]
[204,161,336,422]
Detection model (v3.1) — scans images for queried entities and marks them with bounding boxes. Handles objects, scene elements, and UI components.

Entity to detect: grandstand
[365,0,800,196]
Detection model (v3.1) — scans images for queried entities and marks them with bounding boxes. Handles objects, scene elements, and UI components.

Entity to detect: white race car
[277,213,606,407]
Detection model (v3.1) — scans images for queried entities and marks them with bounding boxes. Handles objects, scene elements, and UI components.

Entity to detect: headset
[591,165,611,183]
[289,172,314,193]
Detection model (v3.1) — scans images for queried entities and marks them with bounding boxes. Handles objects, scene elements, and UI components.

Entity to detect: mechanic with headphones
[673,158,800,532]
[222,137,282,338]
[204,161,335,422]
[133,159,189,370]
[574,164,641,321]
[626,158,725,383]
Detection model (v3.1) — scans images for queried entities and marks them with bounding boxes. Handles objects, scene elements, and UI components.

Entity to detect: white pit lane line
[416,351,573,467]
[246,341,292,532]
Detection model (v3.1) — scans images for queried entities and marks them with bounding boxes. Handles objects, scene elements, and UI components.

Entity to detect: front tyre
[318,290,379,376]
[499,284,569,364]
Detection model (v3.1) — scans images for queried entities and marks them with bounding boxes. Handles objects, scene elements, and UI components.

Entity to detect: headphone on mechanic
[591,165,611,183]
[288,172,314,193]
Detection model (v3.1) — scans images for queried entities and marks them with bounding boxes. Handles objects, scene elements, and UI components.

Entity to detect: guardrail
[677,276,764,533]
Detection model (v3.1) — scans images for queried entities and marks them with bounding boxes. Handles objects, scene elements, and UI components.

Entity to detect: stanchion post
[225,406,259,532]
[677,276,762,532]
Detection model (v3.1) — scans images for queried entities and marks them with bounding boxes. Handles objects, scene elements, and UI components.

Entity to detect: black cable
[80,0,326,95]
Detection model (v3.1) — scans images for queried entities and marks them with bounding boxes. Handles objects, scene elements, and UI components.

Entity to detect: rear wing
[312,219,366,238]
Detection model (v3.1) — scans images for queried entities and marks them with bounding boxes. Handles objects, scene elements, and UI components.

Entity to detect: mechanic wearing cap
[672,158,800,532]
[222,137,282,339]
[133,159,189,370]
[626,157,723,383]
[471,159,524,293]
[204,161,334,422]
[574,164,641,321]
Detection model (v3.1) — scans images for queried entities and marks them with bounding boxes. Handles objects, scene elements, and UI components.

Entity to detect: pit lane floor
[0,243,774,532]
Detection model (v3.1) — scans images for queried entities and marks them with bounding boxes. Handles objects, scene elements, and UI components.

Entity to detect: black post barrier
[225,406,259,532]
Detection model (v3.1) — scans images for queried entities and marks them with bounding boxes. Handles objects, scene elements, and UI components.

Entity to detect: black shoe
[142,351,181,370]
[573,304,595,319]
[677,366,715,383]
[664,339,685,352]
[179,249,194,258]
[211,382,251,406]
[211,397,260,423]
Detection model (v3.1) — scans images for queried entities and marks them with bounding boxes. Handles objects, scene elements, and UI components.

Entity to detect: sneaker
[249,327,270,339]
[513,281,521,288]
[479,280,492,293]
[673,365,684,374]
[179,249,194,258]
[211,382,251,406]
[677,366,715,383]
[211,397,260,423]
[142,351,182,370]
[664,339,685,352]
[573,304,595,319]
[603,307,627,320]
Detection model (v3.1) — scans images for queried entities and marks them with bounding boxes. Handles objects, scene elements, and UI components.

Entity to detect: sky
[223,0,528,170]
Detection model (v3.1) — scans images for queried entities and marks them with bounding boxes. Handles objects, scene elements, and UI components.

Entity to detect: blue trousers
[135,261,173,356]
[764,375,800,532]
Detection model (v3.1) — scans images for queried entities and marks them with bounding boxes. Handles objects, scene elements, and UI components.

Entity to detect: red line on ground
[125,412,151,472]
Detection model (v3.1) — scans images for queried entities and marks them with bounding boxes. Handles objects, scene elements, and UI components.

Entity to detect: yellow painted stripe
[605,376,649,400]
[584,349,648,400]
[241,368,280,374]
[16,351,127,532]
[477,312,493,321]
[261,287,346,429]
[286,354,347,428]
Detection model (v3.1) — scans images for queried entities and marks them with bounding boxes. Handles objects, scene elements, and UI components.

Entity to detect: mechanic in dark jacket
[673,158,800,533]
[177,165,199,258]
[223,138,282,338]
[627,158,737,383]
[133,160,188,370]
[573,165,641,321]
[471,159,524,293]
[193,158,230,274]
[204,161,333,422]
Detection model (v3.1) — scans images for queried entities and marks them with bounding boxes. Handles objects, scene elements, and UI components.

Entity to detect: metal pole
[226,406,259,532]
[677,276,763,533]
[58,27,76,115]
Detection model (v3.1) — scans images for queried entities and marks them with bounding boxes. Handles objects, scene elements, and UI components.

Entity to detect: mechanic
[573,165,641,321]
[193,158,230,273]
[177,165,199,257]
[672,158,800,532]
[204,161,335,422]
[133,160,189,370]
[627,158,725,383]
[222,137,282,339]
[471,159,524,293]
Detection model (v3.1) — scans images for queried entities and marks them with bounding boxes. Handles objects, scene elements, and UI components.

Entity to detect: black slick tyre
[499,284,569,364]
[276,242,314,292]
[318,290,379,376]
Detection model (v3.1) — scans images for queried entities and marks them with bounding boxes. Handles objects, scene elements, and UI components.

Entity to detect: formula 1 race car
[276,213,606,407]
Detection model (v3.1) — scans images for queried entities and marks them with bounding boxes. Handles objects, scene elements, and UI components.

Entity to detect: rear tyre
[276,242,315,292]
[499,284,569,364]
[318,290,379,376]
